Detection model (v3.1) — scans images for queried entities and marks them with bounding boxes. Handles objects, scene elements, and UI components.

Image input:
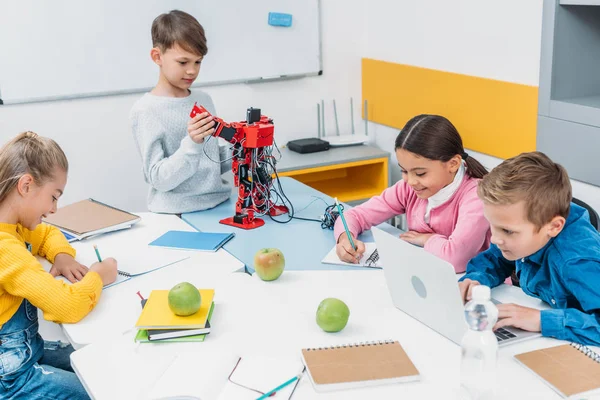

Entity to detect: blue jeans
[0,300,89,399]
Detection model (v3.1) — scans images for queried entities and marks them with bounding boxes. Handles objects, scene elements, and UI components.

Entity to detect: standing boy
[131,10,231,214]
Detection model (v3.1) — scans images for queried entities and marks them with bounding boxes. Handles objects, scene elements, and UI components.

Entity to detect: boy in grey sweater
[130,10,231,214]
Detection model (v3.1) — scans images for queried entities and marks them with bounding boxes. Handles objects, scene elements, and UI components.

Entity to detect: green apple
[168,282,201,316]
[253,248,285,281]
[316,298,350,332]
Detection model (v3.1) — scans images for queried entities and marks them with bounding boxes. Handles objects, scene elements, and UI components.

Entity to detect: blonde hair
[0,132,68,204]
[478,151,571,230]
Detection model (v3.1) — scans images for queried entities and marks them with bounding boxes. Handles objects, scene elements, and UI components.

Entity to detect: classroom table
[182,177,400,272]
[52,180,599,399]
[70,269,582,399]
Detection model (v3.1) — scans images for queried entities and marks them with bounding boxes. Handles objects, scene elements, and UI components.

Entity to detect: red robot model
[190,103,289,230]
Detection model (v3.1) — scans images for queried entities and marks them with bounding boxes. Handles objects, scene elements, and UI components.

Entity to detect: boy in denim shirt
[459,152,600,345]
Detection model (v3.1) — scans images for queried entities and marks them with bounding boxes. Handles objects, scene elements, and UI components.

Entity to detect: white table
[70,267,600,399]
[38,213,245,348]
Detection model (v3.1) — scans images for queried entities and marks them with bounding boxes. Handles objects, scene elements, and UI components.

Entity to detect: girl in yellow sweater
[0,132,117,399]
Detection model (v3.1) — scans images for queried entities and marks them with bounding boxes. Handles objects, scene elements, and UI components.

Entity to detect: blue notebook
[148,230,235,252]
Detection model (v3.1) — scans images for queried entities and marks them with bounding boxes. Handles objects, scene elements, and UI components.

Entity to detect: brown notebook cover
[301,340,419,392]
[514,343,600,398]
[43,198,140,235]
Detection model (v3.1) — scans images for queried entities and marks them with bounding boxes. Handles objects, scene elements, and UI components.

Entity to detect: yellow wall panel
[362,58,538,159]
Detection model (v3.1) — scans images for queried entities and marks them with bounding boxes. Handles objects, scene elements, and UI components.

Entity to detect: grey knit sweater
[130,90,231,214]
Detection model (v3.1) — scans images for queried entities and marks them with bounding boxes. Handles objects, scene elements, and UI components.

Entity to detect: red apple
[254,248,285,281]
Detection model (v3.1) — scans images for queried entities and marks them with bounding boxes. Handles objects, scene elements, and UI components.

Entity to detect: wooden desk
[276,145,390,203]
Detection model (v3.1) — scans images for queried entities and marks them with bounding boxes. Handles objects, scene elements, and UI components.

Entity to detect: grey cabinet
[538,0,600,185]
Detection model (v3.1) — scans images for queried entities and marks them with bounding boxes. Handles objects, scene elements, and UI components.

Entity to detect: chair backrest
[573,197,600,232]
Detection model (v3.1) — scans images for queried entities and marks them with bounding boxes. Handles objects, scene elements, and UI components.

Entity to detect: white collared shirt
[424,162,466,224]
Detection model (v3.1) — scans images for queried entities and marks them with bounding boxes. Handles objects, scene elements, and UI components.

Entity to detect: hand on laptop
[494,304,541,332]
[459,278,481,303]
[400,231,433,247]
[336,234,365,263]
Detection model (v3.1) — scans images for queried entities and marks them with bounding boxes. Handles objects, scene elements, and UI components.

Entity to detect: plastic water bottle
[460,285,499,400]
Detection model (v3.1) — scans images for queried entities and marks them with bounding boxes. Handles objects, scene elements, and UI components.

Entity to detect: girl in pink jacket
[335,114,491,273]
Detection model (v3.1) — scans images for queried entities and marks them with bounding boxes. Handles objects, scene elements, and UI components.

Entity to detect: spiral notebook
[514,343,600,398]
[44,198,140,241]
[321,242,381,268]
[301,340,419,392]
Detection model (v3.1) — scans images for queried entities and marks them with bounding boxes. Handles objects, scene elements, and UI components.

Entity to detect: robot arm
[190,103,238,143]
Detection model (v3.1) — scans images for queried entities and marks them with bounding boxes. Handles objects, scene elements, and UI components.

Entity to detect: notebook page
[321,242,381,268]
[70,331,177,400]
[75,243,189,276]
[148,351,239,400]
[218,356,304,399]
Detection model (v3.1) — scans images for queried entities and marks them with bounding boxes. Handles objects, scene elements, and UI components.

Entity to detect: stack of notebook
[134,289,215,343]
[44,198,140,242]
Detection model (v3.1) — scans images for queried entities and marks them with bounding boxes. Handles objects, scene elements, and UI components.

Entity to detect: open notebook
[514,342,600,398]
[301,340,419,392]
[146,353,304,400]
[74,243,190,288]
[321,242,381,268]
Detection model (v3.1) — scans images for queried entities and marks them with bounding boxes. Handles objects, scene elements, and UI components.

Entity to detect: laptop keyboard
[489,299,518,342]
[494,327,517,342]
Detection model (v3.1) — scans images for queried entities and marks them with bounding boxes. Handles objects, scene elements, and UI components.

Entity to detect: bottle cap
[471,285,491,301]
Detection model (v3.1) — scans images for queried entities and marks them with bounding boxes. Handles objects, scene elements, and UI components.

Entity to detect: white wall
[2,0,598,214]
[0,0,366,212]
[363,0,600,213]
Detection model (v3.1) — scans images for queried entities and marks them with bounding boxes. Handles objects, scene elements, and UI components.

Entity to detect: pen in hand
[335,197,357,252]
[93,244,102,262]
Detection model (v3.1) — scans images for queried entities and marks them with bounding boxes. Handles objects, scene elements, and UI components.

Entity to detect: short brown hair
[151,10,207,56]
[478,151,571,229]
[0,132,68,204]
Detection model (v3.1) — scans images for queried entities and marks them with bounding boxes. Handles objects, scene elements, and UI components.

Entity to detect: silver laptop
[372,227,542,346]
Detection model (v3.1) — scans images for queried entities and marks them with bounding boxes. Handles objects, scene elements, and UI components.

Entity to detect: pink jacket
[334,175,491,273]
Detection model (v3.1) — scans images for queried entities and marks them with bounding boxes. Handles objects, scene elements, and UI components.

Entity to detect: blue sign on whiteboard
[268,12,293,27]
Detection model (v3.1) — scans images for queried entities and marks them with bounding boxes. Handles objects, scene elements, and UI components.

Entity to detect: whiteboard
[0,0,321,104]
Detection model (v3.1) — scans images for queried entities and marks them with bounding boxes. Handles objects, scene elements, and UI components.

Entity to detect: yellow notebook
[135,289,215,330]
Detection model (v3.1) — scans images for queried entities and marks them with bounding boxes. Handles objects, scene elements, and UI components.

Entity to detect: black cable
[320,204,340,229]
[208,141,339,228]
[268,160,295,224]
[292,216,322,223]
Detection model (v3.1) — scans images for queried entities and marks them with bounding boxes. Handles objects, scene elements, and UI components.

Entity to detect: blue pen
[256,374,302,400]
[335,197,357,251]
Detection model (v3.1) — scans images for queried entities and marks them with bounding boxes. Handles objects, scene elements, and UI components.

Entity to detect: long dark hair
[394,114,488,179]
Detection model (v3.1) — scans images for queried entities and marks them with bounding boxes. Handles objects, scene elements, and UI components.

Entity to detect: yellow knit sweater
[0,222,102,327]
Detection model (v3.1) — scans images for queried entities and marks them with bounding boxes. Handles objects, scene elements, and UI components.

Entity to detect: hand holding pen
[334,198,365,263]
[90,245,118,286]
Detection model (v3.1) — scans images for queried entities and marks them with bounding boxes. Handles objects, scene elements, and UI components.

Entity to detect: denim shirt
[461,203,600,346]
